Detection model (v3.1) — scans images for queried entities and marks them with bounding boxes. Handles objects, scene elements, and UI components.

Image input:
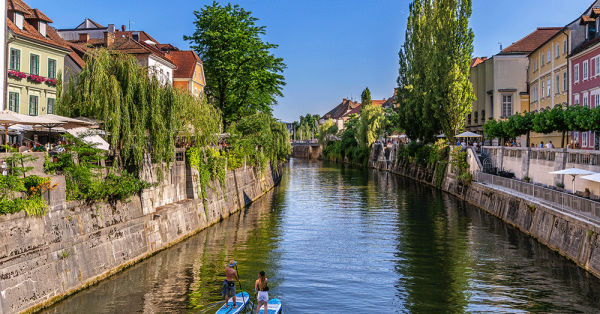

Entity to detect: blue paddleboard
[257,298,282,314]
[216,292,250,314]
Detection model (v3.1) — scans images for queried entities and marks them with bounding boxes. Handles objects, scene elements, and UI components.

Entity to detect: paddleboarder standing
[222,260,241,308]
[254,271,269,314]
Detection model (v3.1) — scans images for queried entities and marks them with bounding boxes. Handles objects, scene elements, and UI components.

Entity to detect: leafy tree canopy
[184,1,286,126]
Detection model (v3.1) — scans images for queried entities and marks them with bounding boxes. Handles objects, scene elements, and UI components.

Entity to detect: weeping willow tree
[57,49,221,174]
[226,112,290,173]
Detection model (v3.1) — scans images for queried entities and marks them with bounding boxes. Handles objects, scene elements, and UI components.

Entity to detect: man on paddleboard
[222,260,241,308]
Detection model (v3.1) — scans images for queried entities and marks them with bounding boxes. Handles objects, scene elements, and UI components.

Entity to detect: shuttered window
[29,95,38,116]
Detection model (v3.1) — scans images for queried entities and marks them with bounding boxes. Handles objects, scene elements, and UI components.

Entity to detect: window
[547,49,551,63]
[542,81,545,98]
[502,94,512,117]
[30,54,39,75]
[596,93,600,107]
[9,49,20,71]
[28,95,38,116]
[584,60,589,80]
[542,54,545,66]
[490,96,493,118]
[575,64,580,83]
[584,94,589,107]
[564,39,567,54]
[575,95,580,105]
[547,78,551,96]
[556,43,560,58]
[39,21,46,37]
[48,59,56,79]
[564,71,568,91]
[8,92,19,112]
[15,12,23,30]
[596,56,600,76]
[556,74,560,94]
[583,132,588,147]
[47,98,55,114]
[574,132,579,142]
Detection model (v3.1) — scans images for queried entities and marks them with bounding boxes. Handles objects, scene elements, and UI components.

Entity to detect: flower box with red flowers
[27,74,46,83]
[46,78,57,86]
[8,70,27,79]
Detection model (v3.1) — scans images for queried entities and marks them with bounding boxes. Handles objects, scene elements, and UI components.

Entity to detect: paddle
[235,265,245,310]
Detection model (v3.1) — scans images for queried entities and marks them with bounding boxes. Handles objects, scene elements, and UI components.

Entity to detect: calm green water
[43,158,600,313]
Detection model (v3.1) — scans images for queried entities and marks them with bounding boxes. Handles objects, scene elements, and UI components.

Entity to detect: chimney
[343,98,347,103]
[104,31,115,47]
[78,33,89,43]
[121,25,126,32]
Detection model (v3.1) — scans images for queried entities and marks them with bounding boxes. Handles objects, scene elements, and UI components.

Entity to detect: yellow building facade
[528,29,570,147]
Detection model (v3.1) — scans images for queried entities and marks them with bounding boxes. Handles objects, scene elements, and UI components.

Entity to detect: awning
[67,127,110,151]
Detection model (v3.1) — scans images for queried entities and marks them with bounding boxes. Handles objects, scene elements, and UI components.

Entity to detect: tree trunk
[561,130,566,148]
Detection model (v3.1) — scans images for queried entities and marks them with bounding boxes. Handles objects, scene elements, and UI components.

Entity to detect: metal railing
[474,172,600,222]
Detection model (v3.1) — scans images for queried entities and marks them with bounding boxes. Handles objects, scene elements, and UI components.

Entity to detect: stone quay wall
[290,145,321,159]
[366,143,600,280]
[0,150,283,314]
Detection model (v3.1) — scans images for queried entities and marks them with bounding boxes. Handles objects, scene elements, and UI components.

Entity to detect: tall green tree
[532,105,569,148]
[57,50,220,173]
[356,87,386,148]
[504,111,535,146]
[184,2,286,126]
[427,0,475,144]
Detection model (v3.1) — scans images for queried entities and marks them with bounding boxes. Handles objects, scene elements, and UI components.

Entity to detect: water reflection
[42,158,600,313]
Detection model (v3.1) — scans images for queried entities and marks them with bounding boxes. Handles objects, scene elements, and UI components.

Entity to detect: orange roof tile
[372,100,385,106]
[470,57,486,67]
[25,8,52,23]
[46,26,85,68]
[109,37,175,67]
[7,17,69,51]
[114,30,160,44]
[500,27,563,55]
[592,8,600,18]
[580,15,596,25]
[7,0,32,14]
[166,50,202,79]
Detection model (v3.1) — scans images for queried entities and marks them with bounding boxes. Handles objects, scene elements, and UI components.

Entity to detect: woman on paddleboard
[254,271,269,314]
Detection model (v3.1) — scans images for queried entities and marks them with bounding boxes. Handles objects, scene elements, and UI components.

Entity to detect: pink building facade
[569,14,600,150]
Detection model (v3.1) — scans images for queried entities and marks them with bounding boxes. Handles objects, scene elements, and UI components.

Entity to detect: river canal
[42,158,600,313]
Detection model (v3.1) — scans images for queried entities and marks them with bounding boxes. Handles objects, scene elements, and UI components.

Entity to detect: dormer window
[15,12,24,29]
[39,21,47,37]
[132,32,139,42]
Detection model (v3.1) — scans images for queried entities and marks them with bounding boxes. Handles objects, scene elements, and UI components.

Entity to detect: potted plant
[584,188,591,198]
[523,176,531,183]
[556,182,564,192]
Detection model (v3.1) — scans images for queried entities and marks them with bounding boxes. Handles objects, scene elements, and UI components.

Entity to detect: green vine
[435,161,447,188]
[187,147,227,201]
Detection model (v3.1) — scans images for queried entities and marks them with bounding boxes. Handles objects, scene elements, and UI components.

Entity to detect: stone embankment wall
[290,145,321,159]
[367,144,600,280]
[0,153,282,314]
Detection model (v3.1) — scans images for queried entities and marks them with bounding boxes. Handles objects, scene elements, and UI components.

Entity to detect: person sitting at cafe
[33,142,46,152]
[545,141,554,149]
[18,142,28,152]
[538,141,544,148]
[575,141,581,149]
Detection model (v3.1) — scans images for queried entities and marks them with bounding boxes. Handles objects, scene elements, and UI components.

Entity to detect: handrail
[474,171,600,223]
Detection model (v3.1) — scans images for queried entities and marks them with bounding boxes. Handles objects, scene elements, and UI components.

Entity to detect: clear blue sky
[28,0,593,123]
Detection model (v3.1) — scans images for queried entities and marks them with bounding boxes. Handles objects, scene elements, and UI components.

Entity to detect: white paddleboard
[216,291,250,314]
[257,298,282,314]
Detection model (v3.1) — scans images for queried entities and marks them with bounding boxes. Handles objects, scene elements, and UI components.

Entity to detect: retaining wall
[0,158,282,314]
[368,143,600,280]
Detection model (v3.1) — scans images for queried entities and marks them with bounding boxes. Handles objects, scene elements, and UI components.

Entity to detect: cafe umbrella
[549,167,596,193]
[0,110,64,145]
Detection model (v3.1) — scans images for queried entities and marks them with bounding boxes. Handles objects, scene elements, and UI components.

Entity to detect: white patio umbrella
[456,131,483,138]
[550,167,596,193]
[580,173,600,183]
[436,134,446,138]
[0,110,64,145]
[67,127,110,151]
